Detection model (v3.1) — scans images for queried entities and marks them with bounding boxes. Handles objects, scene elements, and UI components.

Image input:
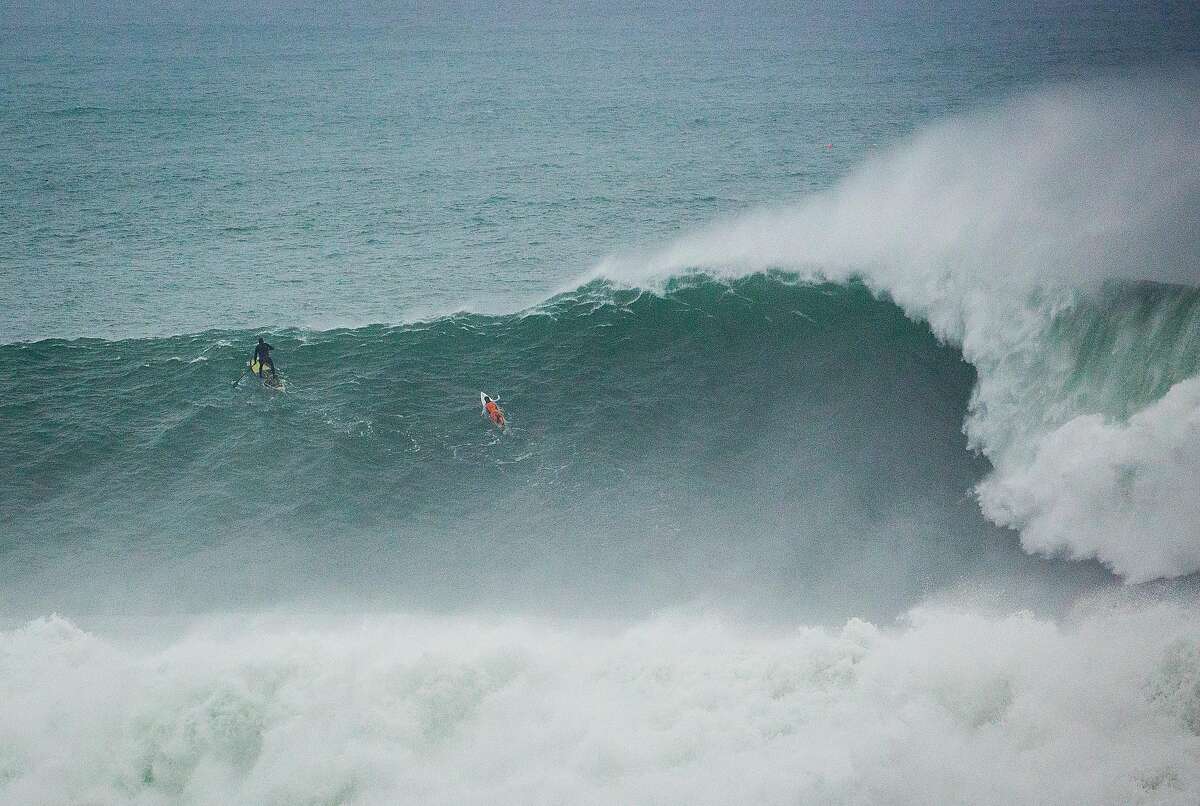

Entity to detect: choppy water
[2,3,1200,805]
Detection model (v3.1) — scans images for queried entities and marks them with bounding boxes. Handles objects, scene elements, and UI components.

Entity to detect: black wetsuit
[253,342,275,377]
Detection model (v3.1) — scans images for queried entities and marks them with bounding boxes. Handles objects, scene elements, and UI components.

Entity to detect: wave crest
[593,76,1200,580]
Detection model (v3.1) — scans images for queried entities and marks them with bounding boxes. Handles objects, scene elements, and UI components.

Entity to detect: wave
[5,78,1200,615]
[2,594,1199,805]
[592,75,1200,581]
[0,275,1120,620]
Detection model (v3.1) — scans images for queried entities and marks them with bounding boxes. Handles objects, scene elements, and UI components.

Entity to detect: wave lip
[593,75,1200,581]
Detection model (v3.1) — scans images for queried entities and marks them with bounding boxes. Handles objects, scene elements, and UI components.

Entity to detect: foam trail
[595,76,1200,581]
[1,600,1198,806]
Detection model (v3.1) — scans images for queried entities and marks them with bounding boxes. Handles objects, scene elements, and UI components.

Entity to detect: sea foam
[1,598,1198,805]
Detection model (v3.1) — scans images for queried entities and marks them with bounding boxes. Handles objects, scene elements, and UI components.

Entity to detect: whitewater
[4,601,1200,806]
[3,3,1200,804]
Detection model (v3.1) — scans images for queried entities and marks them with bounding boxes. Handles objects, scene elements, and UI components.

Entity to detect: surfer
[251,336,276,379]
[481,394,505,428]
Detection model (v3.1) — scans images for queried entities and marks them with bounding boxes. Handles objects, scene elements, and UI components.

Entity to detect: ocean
[2,2,1200,804]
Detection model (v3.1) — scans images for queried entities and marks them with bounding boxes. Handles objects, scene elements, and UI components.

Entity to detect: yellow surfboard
[247,360,284,390]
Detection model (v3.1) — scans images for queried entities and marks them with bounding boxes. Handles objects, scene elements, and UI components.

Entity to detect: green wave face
[7,273,1176,620]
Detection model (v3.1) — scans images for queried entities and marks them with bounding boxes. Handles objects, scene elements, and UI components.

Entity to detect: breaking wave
[594,76,1200,580]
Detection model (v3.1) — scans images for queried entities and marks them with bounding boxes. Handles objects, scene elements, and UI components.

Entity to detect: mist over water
[3,2,1200,804]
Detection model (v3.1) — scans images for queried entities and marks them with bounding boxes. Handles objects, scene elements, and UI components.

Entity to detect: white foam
[1,601,1197,805]
[978,376,1200,582]
[593,75,1200,580]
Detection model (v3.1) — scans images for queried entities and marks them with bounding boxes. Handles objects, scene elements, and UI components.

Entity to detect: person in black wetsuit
[251,336,276,378]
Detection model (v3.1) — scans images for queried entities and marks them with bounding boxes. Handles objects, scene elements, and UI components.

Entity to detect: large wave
[593,76,1200,581]
[6,276,1115,621]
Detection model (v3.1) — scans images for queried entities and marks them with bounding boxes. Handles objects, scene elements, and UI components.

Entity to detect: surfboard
[248,360,285,391]
[481,392,505,427]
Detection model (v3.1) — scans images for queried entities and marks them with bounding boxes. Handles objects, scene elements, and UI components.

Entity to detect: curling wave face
[594,76,1200,581]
